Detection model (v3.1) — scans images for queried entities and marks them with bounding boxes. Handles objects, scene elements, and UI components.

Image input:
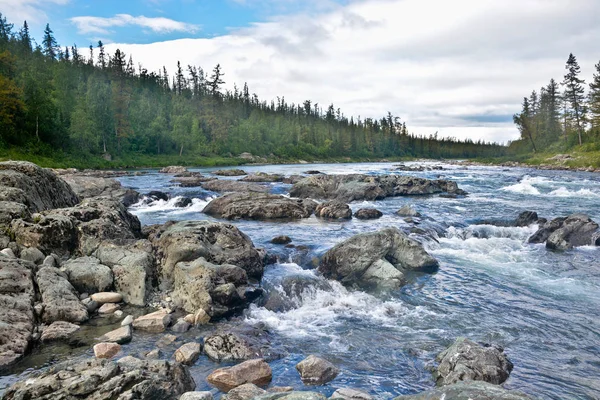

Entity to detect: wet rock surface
[204,193,318,221]
[207,358,272,392]
[296,355,340,385]
[528,213,599,249]
[393,381,532,400]
[314,201,352,220]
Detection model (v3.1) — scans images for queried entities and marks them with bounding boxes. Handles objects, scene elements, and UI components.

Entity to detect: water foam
[547,187,600,198]
[129,196,212,215]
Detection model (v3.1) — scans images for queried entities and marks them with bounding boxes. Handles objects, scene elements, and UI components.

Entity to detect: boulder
[60,174,129,200]
[63,256,113,294]
[204,332,255,362]
[148,220,264,285]
[271,235,292,245]
[0,201,30,226]
[353,208,383,220]
[122,189,142,207]
[180,392,214,400]
[290,174,464,202]
[226,383,267,400]
[98,325,132,344]
[133,309,173,333]
[262,274,332,312]
[147,190,170,201]
[203,193,317,220]
[40,321,81,342]
[296,355,339,385]
[213,169,247,176]
[98,303,120,314]
[172,176,216,187]
[174,342,202,365]
[91,292,123,304]
[94,342,122,359]
[122,315,134,326]
[194,309,211,325]
[2,357,195,399]
[201,179,270,193]
[318,228,438,289]
[207,359,272,392]
[396,205,421,217]
[330,388,373,400]
[434,337,513,386]
[19,247,45,264]
[11,213,78,256]
[515,211,538,227]
[0,256,36,369]
[36,266,88,323]
[172,318,192,333]
[0,161,79,213]
[160,166,189,174]
[393,381,532,400]
[174,197,193,208]
[315,201,352,220]
[546,214,599,250]
[241,172,284,182]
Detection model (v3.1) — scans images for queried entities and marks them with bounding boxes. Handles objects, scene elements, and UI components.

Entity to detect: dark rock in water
[241,172,284,182]
[528,214,599,249]
[147,190,169,201]
[262,274,332,312]
[174,197,193,208]
[296,355,340,385]
[148,220,264,286]
[396,204,421,217]
[122,189,141,207]
[1,357,195,399]
[393,381,532,399]
[203,193,318,220]
[213,169,247,176]
[0,256,36,370]
[0,161,79,213]
[515,211,538,227]
[434,337,513,386]
[290,174,465,202]
[271,235,292,245]
[319,227,438,289]
[315,201,352,220]
[305,170,324,175]
[354,208,383,220]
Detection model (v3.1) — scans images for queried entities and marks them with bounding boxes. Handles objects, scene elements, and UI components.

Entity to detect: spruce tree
[588,61,600,131]
[42,23,58,60]
[562,53,586,145]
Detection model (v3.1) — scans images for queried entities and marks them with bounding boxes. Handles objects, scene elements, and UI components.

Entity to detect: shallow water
[2,162,600,399]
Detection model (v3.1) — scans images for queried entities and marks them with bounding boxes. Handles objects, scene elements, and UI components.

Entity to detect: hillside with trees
[0,13,506,168]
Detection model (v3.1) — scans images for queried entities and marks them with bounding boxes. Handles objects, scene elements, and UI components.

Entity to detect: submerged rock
[296,355,340,385]
[396,205,421,217]
[2,357,195,399]
[434,337,513,386]
[204,193,318,221]
[315,201,352,220]
[207,358,272,392]
[255,393,326,400]
[290,174,465,202]
[173,176,216,187]
[528,213,600,249]
[318,227,439,289]
[393,381,532,399]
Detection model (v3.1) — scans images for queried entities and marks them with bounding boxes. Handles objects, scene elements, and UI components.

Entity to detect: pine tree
[588,61,600,131]
[208,64,225,96]
[42,23,58,60]
[0,13,13,43]
[97,40,106,68]
[562,53,586,145]
[18,21,31,52]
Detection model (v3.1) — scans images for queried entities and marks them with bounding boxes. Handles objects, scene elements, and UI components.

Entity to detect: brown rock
[207,359,272,392]
[132,310,172,333]
[174,342,202,365]
[93,342,121,359]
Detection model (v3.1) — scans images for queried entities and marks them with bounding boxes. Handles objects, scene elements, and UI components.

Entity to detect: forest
[0,14,507,167]
[511,53,600,155]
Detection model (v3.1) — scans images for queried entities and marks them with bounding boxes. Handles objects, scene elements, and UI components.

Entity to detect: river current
[2,161,600,399]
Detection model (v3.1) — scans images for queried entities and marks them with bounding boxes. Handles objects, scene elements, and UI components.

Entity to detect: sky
[1,0,599,143]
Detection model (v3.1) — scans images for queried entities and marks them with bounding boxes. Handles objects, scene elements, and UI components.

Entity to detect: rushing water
[2,162,600,400]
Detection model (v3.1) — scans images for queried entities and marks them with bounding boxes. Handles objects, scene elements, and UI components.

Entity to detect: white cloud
[105,0,600,143]
[70,14,199,35]
[0,0,68,24]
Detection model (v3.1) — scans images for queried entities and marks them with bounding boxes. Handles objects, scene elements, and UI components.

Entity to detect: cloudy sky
[2,0,599,143]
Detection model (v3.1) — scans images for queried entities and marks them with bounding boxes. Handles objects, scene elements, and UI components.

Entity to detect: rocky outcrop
[318,228,439,289]
[204,193,318,220]
[314,201,352,220]
[36,266,89,323]
[213,169,247,176]
[207,359,272,392]
[393,381,532,399]
[0,255,36,369]
[173,176,216,187]
[290,174,465,202]
[148,220,264,285]
[528,214,600,249]
[160,166,189,174]
[241,172,285,182]
[60,174,136,203]
[353,208,383,220]
[0,201,30,226]
[296,355,340,385]
[434,337,513,386]
[201,179,270,194]
[0,161,79,213]
[62,256,113,294]
[2,357,195,399]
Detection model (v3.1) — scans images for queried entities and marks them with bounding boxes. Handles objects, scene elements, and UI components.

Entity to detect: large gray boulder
[0,161,79,213]
[318,228,439,289]
[314,201,352,220]
[290,174,464,202]
[434,338,513,386]
[2,357,195,400]
[60,174,129,200]
[62,256,113,294]
[0,255,36,369]
[10,213,78,256]
[393,381,532,400]
[203,193,318,220]
[148,220,264,286]
[0,201,30,226]
[529,214,599,249]
[36,266,89,323]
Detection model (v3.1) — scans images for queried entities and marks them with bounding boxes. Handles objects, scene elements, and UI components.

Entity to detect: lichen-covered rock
[203,332,255,362]
[207,359,272,392]
[11,213,78,256]
[204,193,317,220]
[315,201,352,220]
[393,381,532,400]
[296,355,339,385]
[62,256,114,294]
[0,201,30,226]
[36,266,88,323]
[318,228,438,289]
[0,255,36,369]
[2,357,195,399]
[148,220,264,286]
[434,337,514,386]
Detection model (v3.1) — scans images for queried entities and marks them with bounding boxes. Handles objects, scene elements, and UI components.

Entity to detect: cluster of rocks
[392,164,444,172]
[527,213,600,250]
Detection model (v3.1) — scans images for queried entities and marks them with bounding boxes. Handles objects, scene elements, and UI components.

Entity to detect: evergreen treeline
[512,53,600,153]
[0,14,506,164]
